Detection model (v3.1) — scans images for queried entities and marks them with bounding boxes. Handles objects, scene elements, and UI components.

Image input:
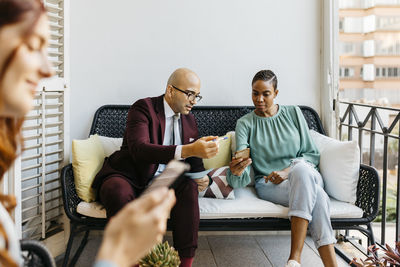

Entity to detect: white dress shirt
[0,203,22,266]
[154,98,183,177]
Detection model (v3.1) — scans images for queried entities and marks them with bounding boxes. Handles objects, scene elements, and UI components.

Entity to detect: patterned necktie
[172,114,181,145]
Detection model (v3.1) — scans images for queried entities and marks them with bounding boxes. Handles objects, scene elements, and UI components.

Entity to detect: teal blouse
[226,105,320,188]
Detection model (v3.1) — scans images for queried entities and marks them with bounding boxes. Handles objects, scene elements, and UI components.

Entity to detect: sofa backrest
[89,105,325,137]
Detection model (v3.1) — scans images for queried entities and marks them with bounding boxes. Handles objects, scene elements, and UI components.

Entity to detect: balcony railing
[338,101,400,246]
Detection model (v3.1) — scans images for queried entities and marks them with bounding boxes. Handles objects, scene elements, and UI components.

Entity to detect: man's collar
[163,97,180,118]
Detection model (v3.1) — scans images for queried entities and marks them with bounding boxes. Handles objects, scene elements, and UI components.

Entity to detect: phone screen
[142,160,190,194]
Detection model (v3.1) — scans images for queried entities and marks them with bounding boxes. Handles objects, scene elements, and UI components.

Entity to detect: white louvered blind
[20,0,66,240]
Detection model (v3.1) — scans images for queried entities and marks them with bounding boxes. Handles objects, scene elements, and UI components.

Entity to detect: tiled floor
[56,232,349,267]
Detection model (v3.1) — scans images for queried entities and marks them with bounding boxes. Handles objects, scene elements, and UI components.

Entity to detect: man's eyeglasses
[171,85,202,102]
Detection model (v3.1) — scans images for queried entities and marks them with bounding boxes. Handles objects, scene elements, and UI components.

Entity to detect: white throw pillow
[96,135,123,157]
[309,130,360,204]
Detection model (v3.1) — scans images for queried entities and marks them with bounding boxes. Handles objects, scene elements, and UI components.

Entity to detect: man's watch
[207,173,213,186]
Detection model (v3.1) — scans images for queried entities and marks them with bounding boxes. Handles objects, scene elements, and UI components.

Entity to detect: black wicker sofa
[60,105,379,266]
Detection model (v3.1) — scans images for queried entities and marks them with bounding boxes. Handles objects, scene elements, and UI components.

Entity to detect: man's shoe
[285,259,301,267]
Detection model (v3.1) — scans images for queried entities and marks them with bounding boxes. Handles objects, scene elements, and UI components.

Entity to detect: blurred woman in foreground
[0,0,175,266]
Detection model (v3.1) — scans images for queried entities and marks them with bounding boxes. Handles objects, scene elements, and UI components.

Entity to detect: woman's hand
[195,175,210,192]
[264,166,290,184]
[229,157,252,176]
[96,187,176,267]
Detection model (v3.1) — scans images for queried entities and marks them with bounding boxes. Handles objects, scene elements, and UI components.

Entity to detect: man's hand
[264,166,290,184]
[181,136,219,159]
[96,188,176,267]
[229,157,252,176]
[195,175,210,192]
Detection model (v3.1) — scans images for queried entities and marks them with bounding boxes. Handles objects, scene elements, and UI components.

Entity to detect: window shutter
[20,0,66,240]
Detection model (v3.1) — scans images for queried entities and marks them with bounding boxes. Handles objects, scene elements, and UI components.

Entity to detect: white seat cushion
[199,187,364,219]
[77,187,363,220]
[77,201,107,218]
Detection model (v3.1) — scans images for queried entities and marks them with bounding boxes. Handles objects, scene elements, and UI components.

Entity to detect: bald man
[92,68,218,267]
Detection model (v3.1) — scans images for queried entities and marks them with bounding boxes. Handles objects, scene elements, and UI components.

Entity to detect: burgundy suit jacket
[92,95,205,190]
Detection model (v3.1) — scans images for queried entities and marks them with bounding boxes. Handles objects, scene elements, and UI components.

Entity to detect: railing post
[382,131,388,245]
[397,122,400,242]
[358,123,363,162]
[348,104,353,141]
[370,110,376,167]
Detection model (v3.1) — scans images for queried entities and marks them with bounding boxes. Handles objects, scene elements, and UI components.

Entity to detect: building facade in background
[339,0,400,107]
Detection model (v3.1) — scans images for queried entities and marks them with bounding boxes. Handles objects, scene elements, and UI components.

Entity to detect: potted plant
[139,241,181,267]
[351,242,400,266]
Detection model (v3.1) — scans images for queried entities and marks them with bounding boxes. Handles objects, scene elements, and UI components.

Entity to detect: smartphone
[142,160,190,194]
[234,148,250,160]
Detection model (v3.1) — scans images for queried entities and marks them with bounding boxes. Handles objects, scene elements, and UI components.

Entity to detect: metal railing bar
[375,110,386,132]
[381,135,389,245]
[388,113,400,134]
[340,124,400,139]
[361,108,375,128]
[350,105,361,125]
[358,127,363,159]
[348,107,353,141]
[338,101,400,250]
[340,104,352,123]
[340,101,400,112]
[397,122,400,242]
[370,114,376,166]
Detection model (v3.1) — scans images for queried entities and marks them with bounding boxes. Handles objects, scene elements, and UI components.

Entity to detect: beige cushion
[77,201,107,218]
[203,134,231,169]
[72,134,105,202]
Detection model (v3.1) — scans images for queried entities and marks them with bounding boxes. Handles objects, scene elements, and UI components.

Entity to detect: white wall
[70,0,322,140]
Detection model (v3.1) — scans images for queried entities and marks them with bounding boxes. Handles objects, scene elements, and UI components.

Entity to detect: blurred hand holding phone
[142,160,190,195]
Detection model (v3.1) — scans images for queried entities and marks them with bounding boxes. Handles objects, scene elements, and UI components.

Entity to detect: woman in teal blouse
[227,70,337,267]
